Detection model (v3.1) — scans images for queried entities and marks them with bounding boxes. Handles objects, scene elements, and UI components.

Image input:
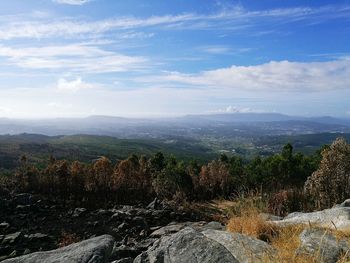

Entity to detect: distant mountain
[180,112,295,123]
[0,113,349,137]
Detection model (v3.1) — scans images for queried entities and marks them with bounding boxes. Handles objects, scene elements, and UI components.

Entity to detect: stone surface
[2,234,115,263]
[202,229,277,263]
[259,213,283,221]
[135,227,276,263]
[297,228,350,263]
[2,232,22,245]
[149,221,225,238]
[271,206,350,230]
[337,199,350,208]
[72,207,87,218]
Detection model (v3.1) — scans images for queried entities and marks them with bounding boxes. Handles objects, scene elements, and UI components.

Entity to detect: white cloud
[0,44,147,73]
[146,59,350,92]
[53,0,92,5]
[199,45,252,55]
[0,5,349,39]
[220,105,253,113]
[57,77,94,92]
[200,46,231,54]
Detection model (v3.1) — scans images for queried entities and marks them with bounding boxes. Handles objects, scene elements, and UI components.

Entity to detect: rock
[110,244,140,261]
[202,229,277,263]
[2,234,115,263]
[23,249,31,255]
[337,199,350,207]
[2,232,22,245]
[259,213,283,221]
[201,221,225,231]
[146,198,161,210]
[13,193,33,206]
[149,222,187,237]
[297,228,350,263]
[134,238,158,250]
[112,258,134,263]
[26,233,50,241]
[132,216,148,231]
[111,211,131,220]
[72,207,87,217]
[271,206,350,230]
[117,222,129,232]
[135,227,276,263]
[0,222,10,229]
[150,221,225,238]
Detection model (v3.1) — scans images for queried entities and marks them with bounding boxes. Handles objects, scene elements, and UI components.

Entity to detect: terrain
[1,114,350,262]
[1,112,350,170]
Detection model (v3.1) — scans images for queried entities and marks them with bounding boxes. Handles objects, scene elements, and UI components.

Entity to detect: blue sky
[0,0,350,118]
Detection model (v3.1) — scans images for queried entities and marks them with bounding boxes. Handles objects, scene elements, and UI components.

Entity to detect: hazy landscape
[1,1,350,263]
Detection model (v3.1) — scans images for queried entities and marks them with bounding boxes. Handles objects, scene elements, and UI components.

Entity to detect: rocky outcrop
[2,234,115,263]
[135,227,276,263]
[270,206,350,230]
[0,193,201,261]
[297,228,350,263]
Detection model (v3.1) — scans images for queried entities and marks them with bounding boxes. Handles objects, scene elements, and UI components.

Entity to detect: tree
[199,159,232,199]
[304,138,350,209]
[15,155,39,193]
[152,156,193,199]
[70,161,87,204]
[87,157,113,201]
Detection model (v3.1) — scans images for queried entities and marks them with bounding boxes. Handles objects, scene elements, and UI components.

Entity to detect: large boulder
[135,227,276,263]
[297,228,350,263]
[2,234,115,263]
[150,221,224,238]
[271,206,350,230]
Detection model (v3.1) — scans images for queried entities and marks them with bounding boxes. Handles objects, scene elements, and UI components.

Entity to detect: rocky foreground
[2,195,350,262]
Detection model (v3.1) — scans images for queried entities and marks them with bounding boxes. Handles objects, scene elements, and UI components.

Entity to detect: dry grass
[225,198,350,263]
[227,211,277,242]
[271,224,314,263]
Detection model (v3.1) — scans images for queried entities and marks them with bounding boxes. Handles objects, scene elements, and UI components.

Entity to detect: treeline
[3,142,325,207]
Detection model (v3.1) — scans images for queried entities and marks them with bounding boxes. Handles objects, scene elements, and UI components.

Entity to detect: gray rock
[337,199,350,207]
[110,244,140,260]
[72,207,87,218]
[146,198,160,210]
[14,193,33,206]
[134,238,158,250]
[2,232,22,245]
[297,228,350,263]
[26,233,50,240]
[271,206,350,230]
[2,234,115,263]
[112,258,133,263]
[0,222,10,229]
[202,229,277,263]
[259,213,283,221]
[135,227,276,263]
[149,221,224,238]
[149,223,185,237]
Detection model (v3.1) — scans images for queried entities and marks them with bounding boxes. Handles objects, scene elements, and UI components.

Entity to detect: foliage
[1,139,334,206]
[304,137,350,209]
[267,189,309,217]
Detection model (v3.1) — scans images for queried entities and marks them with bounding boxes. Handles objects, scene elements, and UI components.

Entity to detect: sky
[0,0,350,118]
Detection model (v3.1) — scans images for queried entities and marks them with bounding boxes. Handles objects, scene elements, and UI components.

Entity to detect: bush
[268,189,308,216]
[304,137,350,209]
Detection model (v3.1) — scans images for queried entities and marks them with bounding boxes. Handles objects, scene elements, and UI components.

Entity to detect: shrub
[268,189,308,217]
[304,137,350,209]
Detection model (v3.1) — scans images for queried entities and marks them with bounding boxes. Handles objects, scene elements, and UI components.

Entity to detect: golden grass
[225,198,350,263]
[227,212,277,241]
